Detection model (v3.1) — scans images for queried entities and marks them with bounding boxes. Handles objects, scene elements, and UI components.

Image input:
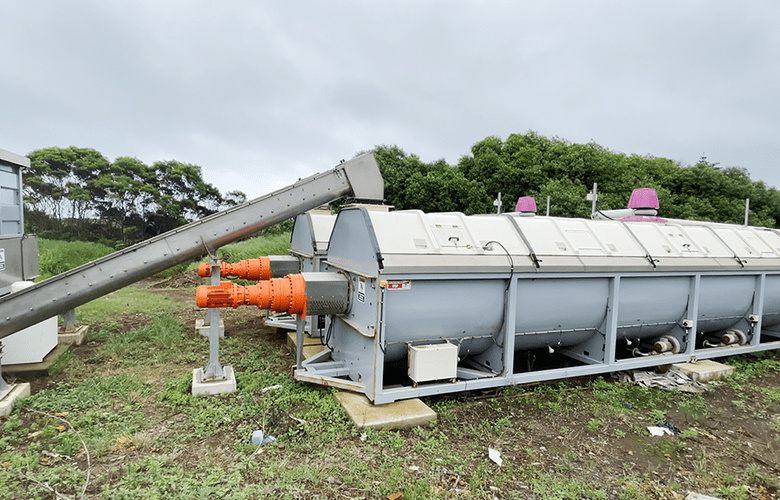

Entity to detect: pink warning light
[627,188,660,210]
[515,196,537,213]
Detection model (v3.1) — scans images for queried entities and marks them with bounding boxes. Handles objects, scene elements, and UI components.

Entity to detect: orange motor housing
[196,274,307,317]
[198,257,272,281]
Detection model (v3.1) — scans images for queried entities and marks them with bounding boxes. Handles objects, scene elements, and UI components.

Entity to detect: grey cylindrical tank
[324,208,780,362]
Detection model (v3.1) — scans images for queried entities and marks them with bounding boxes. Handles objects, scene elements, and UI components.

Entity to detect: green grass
[215,232,292,263]
[38,231,293,282]
[38,238,116,279]
[75,286,192,326]
[3,343,777,500]
[95,315,202,366]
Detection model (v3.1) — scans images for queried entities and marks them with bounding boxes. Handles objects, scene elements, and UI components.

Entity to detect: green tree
[222,190,248,207]
[25,147,110,238]
[145,160,223,235]
[91,157,159,243]
[372,146,491,214]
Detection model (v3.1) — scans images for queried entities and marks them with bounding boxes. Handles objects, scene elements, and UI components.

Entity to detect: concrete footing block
[286,331,329,360]
[2,343,71,377]
[671,359,735,383]
[58,325,89,346]
[0,382,31,417]
[191,366,236,395]
[334,391,436,430]
[195,319,224,339]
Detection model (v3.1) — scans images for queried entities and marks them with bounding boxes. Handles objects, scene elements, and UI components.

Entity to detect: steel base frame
[295,270,780,404]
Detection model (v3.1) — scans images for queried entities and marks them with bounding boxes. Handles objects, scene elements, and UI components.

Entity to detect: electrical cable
[596,210,615,220]
[483,240,514,348]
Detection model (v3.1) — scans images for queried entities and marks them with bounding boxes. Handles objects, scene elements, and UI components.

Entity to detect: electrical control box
[407,342,458,384]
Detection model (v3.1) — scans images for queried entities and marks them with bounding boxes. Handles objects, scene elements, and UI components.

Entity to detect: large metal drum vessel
[291,207,780,403]
[198,202,780,403]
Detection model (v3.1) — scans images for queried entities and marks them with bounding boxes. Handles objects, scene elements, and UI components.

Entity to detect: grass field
[3,236,780,499]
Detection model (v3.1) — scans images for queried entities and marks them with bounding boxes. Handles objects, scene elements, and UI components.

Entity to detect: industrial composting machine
[197,189,780,403]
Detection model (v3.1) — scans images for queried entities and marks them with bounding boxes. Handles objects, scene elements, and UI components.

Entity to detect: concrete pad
[2,343,71,377]
[0,382,31,417]
[671,360,735,383]
[195,318,225,339]
[287,331,329,360]
[334,391,436,430]
[191,366,236,395]
[58,325,88,346]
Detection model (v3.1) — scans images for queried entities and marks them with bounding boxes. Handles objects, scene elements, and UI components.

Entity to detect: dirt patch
[151,269,204,289]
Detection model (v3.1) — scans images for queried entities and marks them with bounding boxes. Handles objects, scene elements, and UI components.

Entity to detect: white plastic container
[1,281,57,365]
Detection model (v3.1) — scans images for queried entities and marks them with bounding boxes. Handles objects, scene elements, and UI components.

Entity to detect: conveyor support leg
[61,309,77,333]
[203,258,225,380]
[0,343,10,400]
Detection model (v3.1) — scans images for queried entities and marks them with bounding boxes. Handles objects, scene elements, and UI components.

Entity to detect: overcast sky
[2,1,779,200]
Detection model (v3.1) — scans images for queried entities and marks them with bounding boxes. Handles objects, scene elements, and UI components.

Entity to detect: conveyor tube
[0,153,382,339]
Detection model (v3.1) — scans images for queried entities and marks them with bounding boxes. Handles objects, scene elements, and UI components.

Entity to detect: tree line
[24,147,246,245]
[23,134,780,247]
[374,132,780,228]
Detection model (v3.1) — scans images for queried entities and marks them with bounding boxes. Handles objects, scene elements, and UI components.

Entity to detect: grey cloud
[1,1,779,198]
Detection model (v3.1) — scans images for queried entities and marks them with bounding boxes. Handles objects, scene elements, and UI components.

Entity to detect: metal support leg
[751,274,766,345]
[295,315,305,371]
[61,309,77,333]
[192,257,236,395]
[202,258,225,381]
[0,343,11,401]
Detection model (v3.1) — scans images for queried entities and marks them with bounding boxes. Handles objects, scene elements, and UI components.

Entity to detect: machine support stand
[0,343,10,400]
[61,309,77,332]
[295,315,305,371]
[192,259,236,395]
[203,259,225,380]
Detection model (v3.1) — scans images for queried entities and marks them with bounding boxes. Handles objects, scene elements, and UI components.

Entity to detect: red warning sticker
[386,280,411,290]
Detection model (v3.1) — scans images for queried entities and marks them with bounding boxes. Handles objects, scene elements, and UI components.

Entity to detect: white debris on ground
[617,369,708,393]
[488,448,503,466]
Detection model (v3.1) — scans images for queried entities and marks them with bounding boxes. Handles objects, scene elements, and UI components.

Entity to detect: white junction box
[408,342,458,384]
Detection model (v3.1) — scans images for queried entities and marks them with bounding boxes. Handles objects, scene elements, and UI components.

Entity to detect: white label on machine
[357,277,366,303]
[0,249,5,271]
[386,280,411,290]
